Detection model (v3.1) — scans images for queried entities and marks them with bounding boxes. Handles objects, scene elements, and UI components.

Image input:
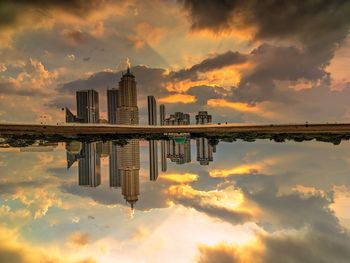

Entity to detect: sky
[1,139,350,263]
[1,0,350,124]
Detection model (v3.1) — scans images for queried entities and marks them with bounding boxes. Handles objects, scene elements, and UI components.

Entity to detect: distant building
[195,111,212,124]
[107,88,119,124]
[159,104,166,125]
[164,112,190,125]
[160,140,167,172]
[65,107,77,123]
[76,89,100,123]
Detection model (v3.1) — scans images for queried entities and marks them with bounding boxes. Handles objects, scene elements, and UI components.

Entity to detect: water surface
[0,138,349,262]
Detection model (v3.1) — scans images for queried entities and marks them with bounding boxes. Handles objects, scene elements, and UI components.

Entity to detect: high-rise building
[107,88,119,124]
[114,67,141,208]
[147,96,158,181]
[78,142,101,187]
[76,89,100,123]
[147,96,157,125]
[160,104,166,126]
[195,111,212,124]
[117,68,138,124]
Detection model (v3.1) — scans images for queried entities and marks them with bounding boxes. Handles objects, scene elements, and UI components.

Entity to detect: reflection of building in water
[109,142,121,188]
[196,138,213,165]
[163,109,191,165]
[118,140,140,208]
[148,96,158,181]
[96,141,111,157]
[195,111,214,165]
[166,139,191,164]
[78,142,101,187]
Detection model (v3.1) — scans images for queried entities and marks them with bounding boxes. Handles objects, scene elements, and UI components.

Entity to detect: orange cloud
[207,99,278,118]
[161,173,199,183]
[159,93,196,103]
[68,232,90,247]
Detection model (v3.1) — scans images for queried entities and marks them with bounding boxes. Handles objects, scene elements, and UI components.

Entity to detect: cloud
[182,0,350,45]
[170,51,247,81]
[61,29,86,45]
[0,0,106,28]
[68,232,90,247]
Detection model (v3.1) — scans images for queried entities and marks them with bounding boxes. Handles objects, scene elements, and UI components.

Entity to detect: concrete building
[147,96,157,125]
[164,112,190,125]
[195,111,212,124]
[76,89,99,123]
[107,88,119,124]
[160,104,166,125]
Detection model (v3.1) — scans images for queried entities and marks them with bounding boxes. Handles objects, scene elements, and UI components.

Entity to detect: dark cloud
[231,44,329,102]
[170,51,247,81]
[0,0,105,28]
[182,0,350,45]
[234,173,338,230]
[61,29,86,45]
[186,85,226,105]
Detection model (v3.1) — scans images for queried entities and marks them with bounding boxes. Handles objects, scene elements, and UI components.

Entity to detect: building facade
[107,88,119,124]
[76,89,100,123]
[195,111,212,124]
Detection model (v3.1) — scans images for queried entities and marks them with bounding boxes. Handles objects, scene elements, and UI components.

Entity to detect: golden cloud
[159,93,196,103]
[161,173,199,183]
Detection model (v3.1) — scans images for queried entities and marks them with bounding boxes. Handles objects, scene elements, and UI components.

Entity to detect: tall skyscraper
[160,104,166,125]
[159,104,167,171]
[148,96,157,125]
[117,68,138,124]
[114,67,141,208]
[78,142,101,187]
[107,88,120,124]
[76,89,100,123]
[147,96,159,181]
